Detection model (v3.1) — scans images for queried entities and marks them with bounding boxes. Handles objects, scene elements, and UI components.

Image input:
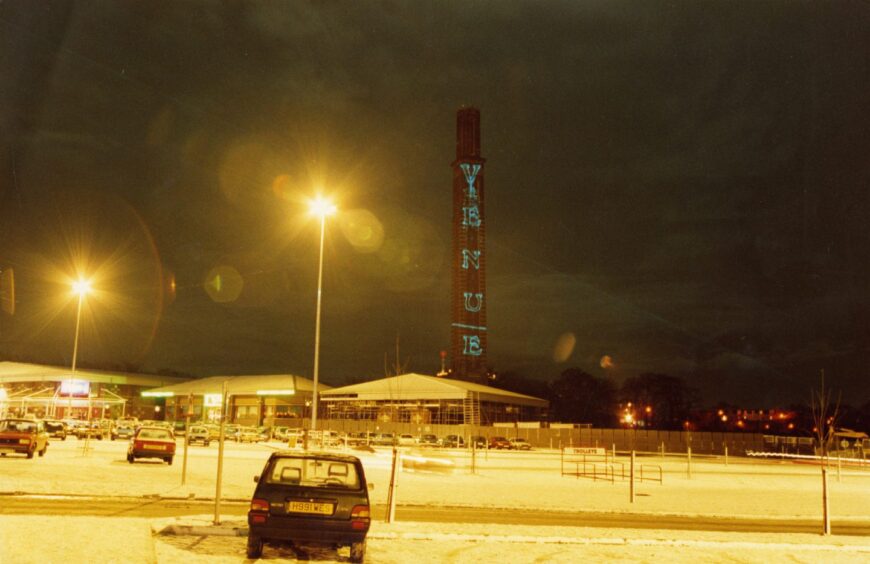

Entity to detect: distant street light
[308,196,336,435]
[67,278,92,418]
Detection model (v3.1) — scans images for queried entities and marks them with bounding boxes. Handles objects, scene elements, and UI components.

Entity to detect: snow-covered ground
[1,438,869,562]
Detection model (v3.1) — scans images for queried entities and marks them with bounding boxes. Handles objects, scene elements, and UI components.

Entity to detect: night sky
[1,1,869,407]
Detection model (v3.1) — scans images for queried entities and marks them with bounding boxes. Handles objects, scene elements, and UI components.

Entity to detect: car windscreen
[266,457,361,489]
[0,420,36,433]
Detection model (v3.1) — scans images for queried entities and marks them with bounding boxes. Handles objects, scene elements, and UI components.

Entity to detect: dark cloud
[1,1,868,406]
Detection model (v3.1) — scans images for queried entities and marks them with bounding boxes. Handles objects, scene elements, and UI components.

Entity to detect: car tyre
[166,456,173,465]
[246,535,263,559]
[39,445,47,457]
[350,540,366,563]
[127,453,134,464]
[205,441,210,447]
[26,448,34,459]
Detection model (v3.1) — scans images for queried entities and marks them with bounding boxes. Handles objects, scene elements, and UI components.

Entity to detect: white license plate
[0,448,15,454]
[145,444,166,450]
[287,501,333,515]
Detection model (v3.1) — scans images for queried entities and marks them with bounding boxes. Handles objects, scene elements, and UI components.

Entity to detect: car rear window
[138,428,172,440]
[266,457,361,489]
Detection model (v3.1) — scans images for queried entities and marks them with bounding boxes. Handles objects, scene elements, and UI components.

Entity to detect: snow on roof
[0,361,189,388]
[321,373,549,408]
[143,373,325,396]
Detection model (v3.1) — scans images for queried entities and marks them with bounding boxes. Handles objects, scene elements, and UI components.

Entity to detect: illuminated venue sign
[59,379,90,397]
[450,107,487,379]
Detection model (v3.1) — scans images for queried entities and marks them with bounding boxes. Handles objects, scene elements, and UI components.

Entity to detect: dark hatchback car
[247,451,371,561]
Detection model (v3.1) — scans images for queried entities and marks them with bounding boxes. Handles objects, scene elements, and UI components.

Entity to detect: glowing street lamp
[308,196,336,435]
[67,278,92,418]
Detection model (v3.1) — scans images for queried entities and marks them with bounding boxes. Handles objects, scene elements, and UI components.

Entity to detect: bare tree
[811,370,841,458]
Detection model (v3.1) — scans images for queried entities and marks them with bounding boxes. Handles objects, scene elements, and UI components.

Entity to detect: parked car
[442,434,466,448]
[0,418,48,458]
[470,435,488,449]
[397,434,417,446]
[186,425,211,446]
[75,419,114,440]
[488,436,512,450]
[272,426,291,441]
[371,432,395,446]
[238,426,264,443]
[43,419,68,440]
[247,451,371,561]
[509,437,532,450]
[112,423,137,441]
[127,426,176,465]
[418,434,440,447]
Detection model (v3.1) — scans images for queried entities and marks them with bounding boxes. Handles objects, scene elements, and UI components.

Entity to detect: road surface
[2,493,868,536]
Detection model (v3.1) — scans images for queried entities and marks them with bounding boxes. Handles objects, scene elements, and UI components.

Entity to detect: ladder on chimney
[462,392,480,426]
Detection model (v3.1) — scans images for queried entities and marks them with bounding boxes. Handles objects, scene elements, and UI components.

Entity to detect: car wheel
[205,441,210,446]
[246,535,263,559]
[127,453,134,464]
[61,434,66,441]
[350,540,366,563]
[26,448,34,459]
[39,445,47,457]
[166,456,173,465]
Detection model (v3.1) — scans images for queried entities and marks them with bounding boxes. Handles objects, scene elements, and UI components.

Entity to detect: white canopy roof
[320,373,548,408]
[0,361,189,388]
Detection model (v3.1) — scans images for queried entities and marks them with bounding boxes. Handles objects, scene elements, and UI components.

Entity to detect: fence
[279,418,767,455]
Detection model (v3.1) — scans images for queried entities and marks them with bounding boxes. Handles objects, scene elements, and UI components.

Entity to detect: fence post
[837,453,841,482]
[687,446,692,480]
[612,443,616,460]
[660,441,665,460]
[630,450,635,503]
[822,467,831,535]
[724,445,729,466]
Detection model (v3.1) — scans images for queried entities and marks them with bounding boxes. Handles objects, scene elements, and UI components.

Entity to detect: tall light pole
[309,196,336,433]
[67,278,91,419]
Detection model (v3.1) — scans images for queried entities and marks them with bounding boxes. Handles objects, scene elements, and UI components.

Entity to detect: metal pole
[687,446,692,480]
[68,292,85,418]
[822,467,831,535]
[214,381,228,525]
[725,445,729,466]
[182,393,191,486]
[311,214,327,432]
[386,446,399,523]
[630,450,635,503]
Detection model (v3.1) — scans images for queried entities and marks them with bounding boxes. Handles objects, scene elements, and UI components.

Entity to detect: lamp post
[309,196,336,434]
[66,279,91,419]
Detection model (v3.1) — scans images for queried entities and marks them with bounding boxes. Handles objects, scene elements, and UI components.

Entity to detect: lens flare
[339,209,384,253]
[552,332,576,362]
[204,265,244,303]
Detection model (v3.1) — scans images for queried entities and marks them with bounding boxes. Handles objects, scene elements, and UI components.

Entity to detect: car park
[247,451,371,561]
[509,437,532,450]
[186,425,211,446]
[488,436,512,449]
[0,418,49,458]
[127,425,176,465]
[43,419,68,440]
